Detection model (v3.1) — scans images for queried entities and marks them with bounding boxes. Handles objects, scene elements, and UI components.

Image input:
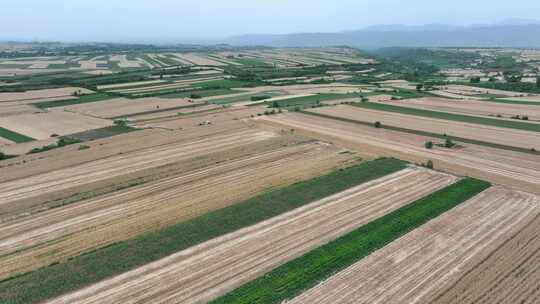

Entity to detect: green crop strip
[0,158,407,304]
[269,93,362,108]
[212,178,490,304]
[0,127,35,143]
[33,93,113,109]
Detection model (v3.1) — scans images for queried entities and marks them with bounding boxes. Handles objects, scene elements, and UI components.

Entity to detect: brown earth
[44,167,456,304]
[290,187,540,304]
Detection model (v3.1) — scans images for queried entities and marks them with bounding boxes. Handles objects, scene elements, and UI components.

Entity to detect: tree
[537,77,540,87]
[470,77,481,84]
[374,121,382,128]
[444,138,455,148]
[416,84,424,92]
[425,160,434,169]
[424,141,433,149]
[0,151,5,160]
[114,119,129,127]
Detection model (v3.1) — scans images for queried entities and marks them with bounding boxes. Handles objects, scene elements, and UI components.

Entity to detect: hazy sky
[2,0,540,42]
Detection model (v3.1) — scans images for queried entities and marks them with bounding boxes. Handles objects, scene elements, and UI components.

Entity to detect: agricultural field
[289,186,540,304]
[259,112,540,193]
[1,44,540,304]
[308,104,540,149]
[42,167,457,304]
[378,97,540,121]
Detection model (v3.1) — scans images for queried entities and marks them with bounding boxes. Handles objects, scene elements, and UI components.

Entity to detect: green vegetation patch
[211,91,285,105]
[231,57,271,67]
[27,137,81,154]
[192,79,256,89]
[269,92,362,108]
[469,82,540,95]
[0,158,407,304]
[33,93,113,109]
[65,125,138,142]
[160,89,240,99]
[0,127,35,143]
[212,178,491,304]
[352,102,540,133]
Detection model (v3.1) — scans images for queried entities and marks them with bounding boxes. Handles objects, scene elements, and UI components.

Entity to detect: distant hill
[225,23,540,49]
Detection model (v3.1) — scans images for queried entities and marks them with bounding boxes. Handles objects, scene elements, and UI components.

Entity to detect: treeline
[471,81,540,94]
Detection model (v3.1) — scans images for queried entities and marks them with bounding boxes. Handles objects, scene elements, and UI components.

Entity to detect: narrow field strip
[290,187,540,304]
[0,127,35,143]
[212,178,490,304]
[352,102,540,132]
[270,93,360,108]
[33,93,113,109]
[109,102,205,119]
[0,158,407,304]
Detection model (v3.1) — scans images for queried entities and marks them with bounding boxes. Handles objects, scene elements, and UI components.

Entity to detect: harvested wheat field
[259,113,540,193]
[64,97,201,118]
[310,105,540,150]
[290,186,540,304]
[145,106,263,129]
[0,87,93,103]
[0,111,113,140]
[0,129,276,213]
[379,97,540,121]
[129,104,223,122]
[44,167,456,304]
[0,108,257,176]
[0,140,354,279]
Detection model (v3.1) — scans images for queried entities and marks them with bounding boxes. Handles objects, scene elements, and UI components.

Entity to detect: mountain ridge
[225,23,540,48]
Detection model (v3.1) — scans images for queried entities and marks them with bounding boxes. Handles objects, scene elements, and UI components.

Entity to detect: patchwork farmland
[1,45,539,304]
